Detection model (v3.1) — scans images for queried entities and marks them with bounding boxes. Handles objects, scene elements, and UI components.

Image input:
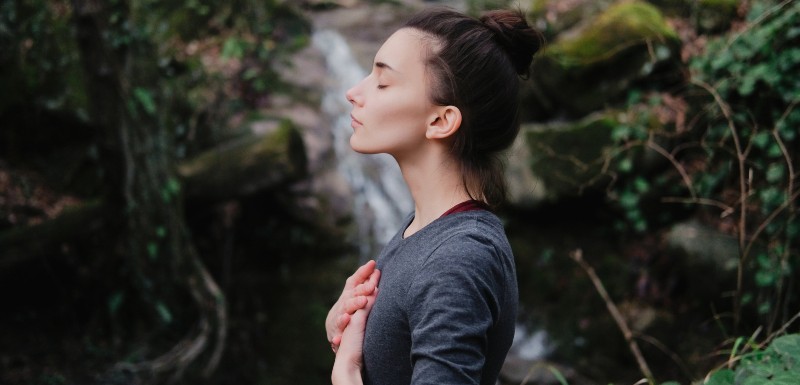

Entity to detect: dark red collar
[439,200,490,218]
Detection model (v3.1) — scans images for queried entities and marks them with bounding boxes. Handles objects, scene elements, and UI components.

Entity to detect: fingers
[351,269,381,297]
[345,289,377,331]
[343,295,368,315]
[335,312,352,331]
[346,260,376,288]
[366,269,380,292]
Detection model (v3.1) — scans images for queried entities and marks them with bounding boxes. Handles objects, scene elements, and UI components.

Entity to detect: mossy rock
[519,112,618,201]
[525,1,682,119]
[527,0,616,39]
[647,0,739,32]
[178,119,307,200]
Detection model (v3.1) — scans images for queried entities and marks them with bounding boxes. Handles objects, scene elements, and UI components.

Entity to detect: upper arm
[406,235,503,385]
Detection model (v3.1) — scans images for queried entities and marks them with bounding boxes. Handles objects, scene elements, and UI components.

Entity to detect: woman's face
[345,28,437,159]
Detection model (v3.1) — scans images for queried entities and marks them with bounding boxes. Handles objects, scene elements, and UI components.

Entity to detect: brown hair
[404,8,544,208]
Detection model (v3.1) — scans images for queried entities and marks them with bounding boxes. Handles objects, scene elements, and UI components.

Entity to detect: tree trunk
[71,0,226,381]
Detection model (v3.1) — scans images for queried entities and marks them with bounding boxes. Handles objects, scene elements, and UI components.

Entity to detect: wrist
[332,359,362,385]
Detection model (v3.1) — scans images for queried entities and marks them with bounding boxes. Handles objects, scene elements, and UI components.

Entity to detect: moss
[549,1,678,67]
[177,118,306,199]
[524,112,618,198]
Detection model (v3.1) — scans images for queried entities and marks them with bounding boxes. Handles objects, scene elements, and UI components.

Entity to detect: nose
[345,81,363,106]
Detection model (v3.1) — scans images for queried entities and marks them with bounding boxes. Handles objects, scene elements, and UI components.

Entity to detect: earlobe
[426,106,462,139]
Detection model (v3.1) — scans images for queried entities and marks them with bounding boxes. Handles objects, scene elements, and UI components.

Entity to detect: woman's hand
[326,260,381,352]
[332,288,377,385]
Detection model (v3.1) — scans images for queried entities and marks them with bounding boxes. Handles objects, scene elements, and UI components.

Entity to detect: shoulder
[410,210,514,291]
[427,210,511,264]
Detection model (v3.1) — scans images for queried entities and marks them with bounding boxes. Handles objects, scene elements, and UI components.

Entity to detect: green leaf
[633,177,649,193]
[221,37,248,60]
[155,226,166,239]
[617,157,633,173]
[155,301,173,324]
[752,131,770,149]
[108,291,125,315]
[765,163,785,183]
[546,365,569,385]
[147,242,158,260]
[612,125,633,142]
[166,178,181,195]
[770,334,800,359]
[767,143,784,157]
[133,87,157,116]
[759,187,782,206]
[619,190,639,209]
[705,369,734,385]
[769,372,800,385]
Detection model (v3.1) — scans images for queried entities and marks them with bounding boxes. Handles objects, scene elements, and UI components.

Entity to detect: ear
[425,106,462,140]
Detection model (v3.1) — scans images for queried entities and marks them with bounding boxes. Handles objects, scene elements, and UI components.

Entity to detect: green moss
[549,1,678,66]
[525,112,618,197]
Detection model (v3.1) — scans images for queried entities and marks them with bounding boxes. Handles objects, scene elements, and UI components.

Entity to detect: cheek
[384,91,430,123]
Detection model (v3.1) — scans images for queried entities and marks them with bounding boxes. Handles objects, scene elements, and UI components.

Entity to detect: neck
[395,147,474,238]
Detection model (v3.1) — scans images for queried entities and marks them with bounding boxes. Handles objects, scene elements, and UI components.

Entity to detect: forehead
[374,28,429,71]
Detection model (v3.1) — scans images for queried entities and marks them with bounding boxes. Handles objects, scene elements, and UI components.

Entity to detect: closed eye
[377,85,387,89]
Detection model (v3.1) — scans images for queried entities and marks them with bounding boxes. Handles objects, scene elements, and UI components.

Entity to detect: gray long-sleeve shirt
[362,209,518,385]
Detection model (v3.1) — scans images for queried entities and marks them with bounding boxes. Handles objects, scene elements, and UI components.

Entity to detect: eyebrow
[375,61,399,73]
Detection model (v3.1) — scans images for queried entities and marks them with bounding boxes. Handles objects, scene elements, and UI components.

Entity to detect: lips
[350,114,363,128]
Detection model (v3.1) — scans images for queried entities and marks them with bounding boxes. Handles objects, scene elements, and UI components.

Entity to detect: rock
[527,0,616,39]
[666,218,740,272]
[514,112,617,203]
[524,0,682,120]
[649,0,740,33]
[178,119,307,201]
[505,132,548,208]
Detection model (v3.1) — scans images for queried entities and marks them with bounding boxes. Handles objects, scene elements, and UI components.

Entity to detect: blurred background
[1,0,798,384]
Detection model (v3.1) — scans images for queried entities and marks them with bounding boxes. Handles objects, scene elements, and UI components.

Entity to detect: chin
[349,137,374,154]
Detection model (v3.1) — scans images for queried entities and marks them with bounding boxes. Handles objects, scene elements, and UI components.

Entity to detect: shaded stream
[312,29,413,260]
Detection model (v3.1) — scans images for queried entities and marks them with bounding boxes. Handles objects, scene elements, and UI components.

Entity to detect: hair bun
[480,10,544,77]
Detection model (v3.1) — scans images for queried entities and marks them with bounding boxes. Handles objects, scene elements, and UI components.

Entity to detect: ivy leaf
[770,334,800,360]
[108,291,125,316]
[155,301,173,324]
[751,131,770,149]
[617,157,633,173]
[765,164,784,183]
[221,37,248,60]
[133,87,157,116]
[147,242,158,260]
[705,369,734,385]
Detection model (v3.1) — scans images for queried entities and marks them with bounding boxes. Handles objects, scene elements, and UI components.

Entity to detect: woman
[325,7,544,385]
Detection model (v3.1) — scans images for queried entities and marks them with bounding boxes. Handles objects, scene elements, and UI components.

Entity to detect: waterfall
[312,29,413,260]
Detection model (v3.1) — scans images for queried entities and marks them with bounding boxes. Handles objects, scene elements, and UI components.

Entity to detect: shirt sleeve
[406,233,504,385]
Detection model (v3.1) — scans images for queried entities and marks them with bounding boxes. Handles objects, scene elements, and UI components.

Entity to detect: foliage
[705,334,800,385]
[1,0,312,382]
[607,0,799,334]
[0,0,87,116]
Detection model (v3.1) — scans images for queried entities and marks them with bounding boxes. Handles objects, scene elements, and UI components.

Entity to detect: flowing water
[312,29,413,260]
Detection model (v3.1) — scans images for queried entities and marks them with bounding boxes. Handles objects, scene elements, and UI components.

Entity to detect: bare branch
[569,249,655,384]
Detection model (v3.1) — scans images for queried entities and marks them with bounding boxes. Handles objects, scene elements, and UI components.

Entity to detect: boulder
[523,0,682,120]
[527,0,616,39]
[510,112,617,205]
[648,0,740,33]
[178,119,307,201]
